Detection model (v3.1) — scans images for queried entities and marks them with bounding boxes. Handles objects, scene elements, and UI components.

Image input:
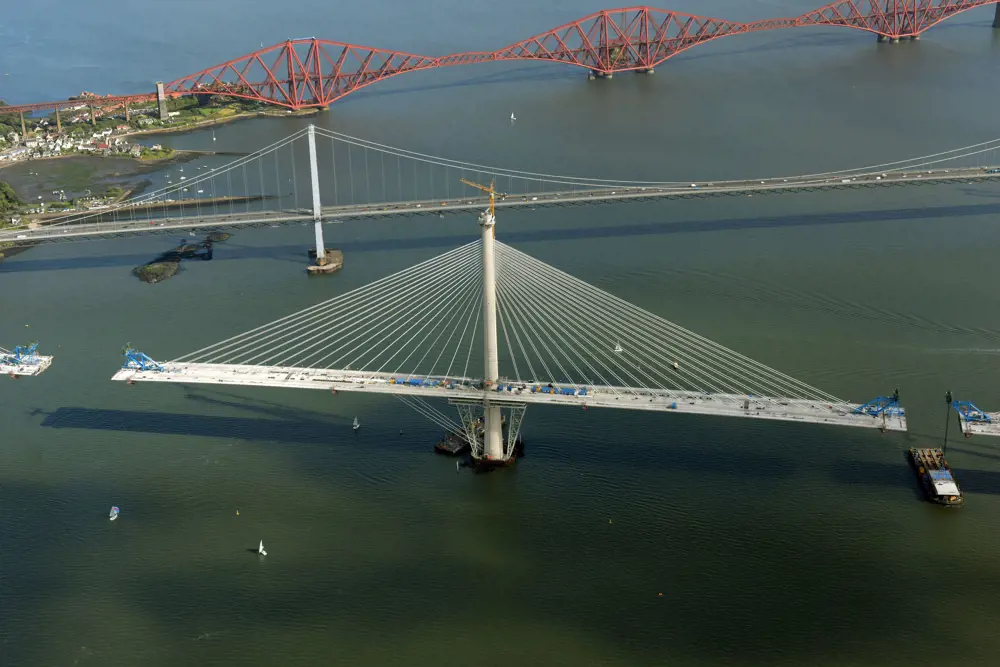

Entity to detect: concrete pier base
[588,71,597,80]
[877,34,887,42]
[910,34,920,41]
[307,248,344,274]
[890,37,900,43]
[994,1,1000,28]
[470,456,517,472]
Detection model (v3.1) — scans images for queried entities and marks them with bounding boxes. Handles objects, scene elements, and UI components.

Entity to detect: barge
[434,432,471,456]
[907,448,963,507]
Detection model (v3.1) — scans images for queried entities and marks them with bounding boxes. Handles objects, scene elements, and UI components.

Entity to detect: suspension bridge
[112,182,909,465]
[2,2,998,117]
[2,125,999,246]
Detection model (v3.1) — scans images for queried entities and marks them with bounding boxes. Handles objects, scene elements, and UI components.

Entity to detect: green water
[3,1,1000,665]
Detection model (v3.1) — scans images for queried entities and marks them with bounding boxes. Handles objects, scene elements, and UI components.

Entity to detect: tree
[0,106,25,140]
[0,181,23,215]
[0,182,22,212]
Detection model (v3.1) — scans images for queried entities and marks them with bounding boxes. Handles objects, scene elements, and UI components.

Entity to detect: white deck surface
[112,363,907,432]
[1,355,54,377]
[957,411,1000,438]
[932,480,961,496]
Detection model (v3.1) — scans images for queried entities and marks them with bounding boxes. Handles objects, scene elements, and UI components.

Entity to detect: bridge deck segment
[111,363,907,432]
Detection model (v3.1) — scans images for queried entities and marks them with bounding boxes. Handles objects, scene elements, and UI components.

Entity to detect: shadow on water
[5,199,1000,274]
[950,444,1000,463]
[38,406,355,449]
[955,468,1000,496]
[0,471,941,666]
[36,400,965,498]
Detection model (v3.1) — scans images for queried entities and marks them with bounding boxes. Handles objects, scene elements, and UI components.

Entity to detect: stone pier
[994,1,1000,28]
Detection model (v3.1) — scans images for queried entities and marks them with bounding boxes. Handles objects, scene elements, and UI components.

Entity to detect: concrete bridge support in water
[305,124,342,274]
[994,1,1000,28]
[308,124,325,265]
[479,207,505,463]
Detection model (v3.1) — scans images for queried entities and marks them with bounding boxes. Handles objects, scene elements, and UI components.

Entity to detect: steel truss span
[5,2,997,114]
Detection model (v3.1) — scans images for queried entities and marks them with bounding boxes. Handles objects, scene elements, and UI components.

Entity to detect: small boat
[109,506,120,521]
[510,112,516,121]
[613,343,623,354]
[352,416,360,431]
[258,540,267,556]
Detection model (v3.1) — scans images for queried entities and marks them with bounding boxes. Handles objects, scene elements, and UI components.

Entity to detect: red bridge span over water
[5,1,999,115]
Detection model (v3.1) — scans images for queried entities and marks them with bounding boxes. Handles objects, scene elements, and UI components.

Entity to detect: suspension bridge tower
[457,179,525,467]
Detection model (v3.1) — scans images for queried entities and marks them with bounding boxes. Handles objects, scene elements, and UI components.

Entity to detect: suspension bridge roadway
[5,164,998,244]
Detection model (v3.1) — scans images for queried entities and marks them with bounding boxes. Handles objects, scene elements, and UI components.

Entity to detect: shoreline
[0,149,190,173]
[0,107,322,173]
[0,106,325,262]
[0,241,37,262]
[122,107,323,141]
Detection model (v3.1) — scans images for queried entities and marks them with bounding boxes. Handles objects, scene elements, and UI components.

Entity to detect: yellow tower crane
[459,178,506,220]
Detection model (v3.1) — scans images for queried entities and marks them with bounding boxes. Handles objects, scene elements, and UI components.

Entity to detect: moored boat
[908,448,963,507]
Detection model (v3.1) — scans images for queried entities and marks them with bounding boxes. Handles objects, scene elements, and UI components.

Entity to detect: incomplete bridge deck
[958,410,1000,438]
[1,355,54,377]
[112,363,908,432]
[4,166,998,244]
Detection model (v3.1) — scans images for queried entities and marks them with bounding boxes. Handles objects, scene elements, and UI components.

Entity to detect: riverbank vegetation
[0,181,22,215]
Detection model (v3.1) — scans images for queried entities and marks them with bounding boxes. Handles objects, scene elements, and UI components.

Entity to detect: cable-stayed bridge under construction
[113,195,909,465]
[3,125,999,247]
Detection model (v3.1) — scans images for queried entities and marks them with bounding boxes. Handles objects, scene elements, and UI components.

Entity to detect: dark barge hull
[907,448,963,508]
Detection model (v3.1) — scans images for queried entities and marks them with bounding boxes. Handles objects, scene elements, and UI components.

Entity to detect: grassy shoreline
[0,105,323,262]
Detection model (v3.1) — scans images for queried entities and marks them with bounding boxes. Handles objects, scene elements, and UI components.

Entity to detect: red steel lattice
[3,2,997,114]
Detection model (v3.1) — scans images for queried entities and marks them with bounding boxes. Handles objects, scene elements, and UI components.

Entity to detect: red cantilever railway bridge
[4,1,998,115]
